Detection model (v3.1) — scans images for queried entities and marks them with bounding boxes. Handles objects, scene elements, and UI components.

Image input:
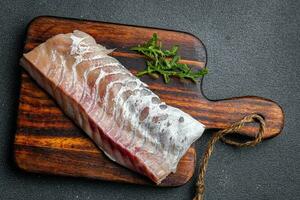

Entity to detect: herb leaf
[131,33,207,83]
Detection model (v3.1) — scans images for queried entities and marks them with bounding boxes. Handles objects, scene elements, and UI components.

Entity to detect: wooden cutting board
[14,16,284,187]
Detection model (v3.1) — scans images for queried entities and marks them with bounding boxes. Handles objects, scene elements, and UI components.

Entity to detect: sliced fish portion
[20,30,205,184]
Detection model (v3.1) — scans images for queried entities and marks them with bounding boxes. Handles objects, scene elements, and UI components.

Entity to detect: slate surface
[0,0,299,199]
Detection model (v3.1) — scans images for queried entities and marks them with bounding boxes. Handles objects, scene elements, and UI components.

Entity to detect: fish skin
[20,30,205,184]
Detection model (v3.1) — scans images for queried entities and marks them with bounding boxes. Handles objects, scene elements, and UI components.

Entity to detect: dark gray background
[0,0,299,199]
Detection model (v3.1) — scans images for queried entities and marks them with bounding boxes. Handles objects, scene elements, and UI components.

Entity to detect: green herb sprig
[130,33,208,83]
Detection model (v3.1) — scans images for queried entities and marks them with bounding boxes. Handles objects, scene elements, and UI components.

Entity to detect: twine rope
[193,114,265,200]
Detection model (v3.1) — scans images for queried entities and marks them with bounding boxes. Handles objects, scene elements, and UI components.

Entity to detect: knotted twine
[193,114,265,200]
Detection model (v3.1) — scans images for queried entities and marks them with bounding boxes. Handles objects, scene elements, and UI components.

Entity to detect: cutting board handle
[202,96,284,139]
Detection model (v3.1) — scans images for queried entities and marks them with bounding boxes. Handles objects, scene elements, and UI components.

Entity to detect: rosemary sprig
[130,33,208,83]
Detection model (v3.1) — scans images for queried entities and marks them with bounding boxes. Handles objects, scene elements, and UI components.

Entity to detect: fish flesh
[21,31,205,183]
[20,30,205,184]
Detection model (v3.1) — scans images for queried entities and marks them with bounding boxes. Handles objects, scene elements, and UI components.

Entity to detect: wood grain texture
[14,16,284,187]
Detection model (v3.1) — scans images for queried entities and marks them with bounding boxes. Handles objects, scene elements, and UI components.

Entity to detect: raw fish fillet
[20,30,205,184]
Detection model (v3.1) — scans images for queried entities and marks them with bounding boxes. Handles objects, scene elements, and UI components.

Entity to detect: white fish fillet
[20,30,205,184]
